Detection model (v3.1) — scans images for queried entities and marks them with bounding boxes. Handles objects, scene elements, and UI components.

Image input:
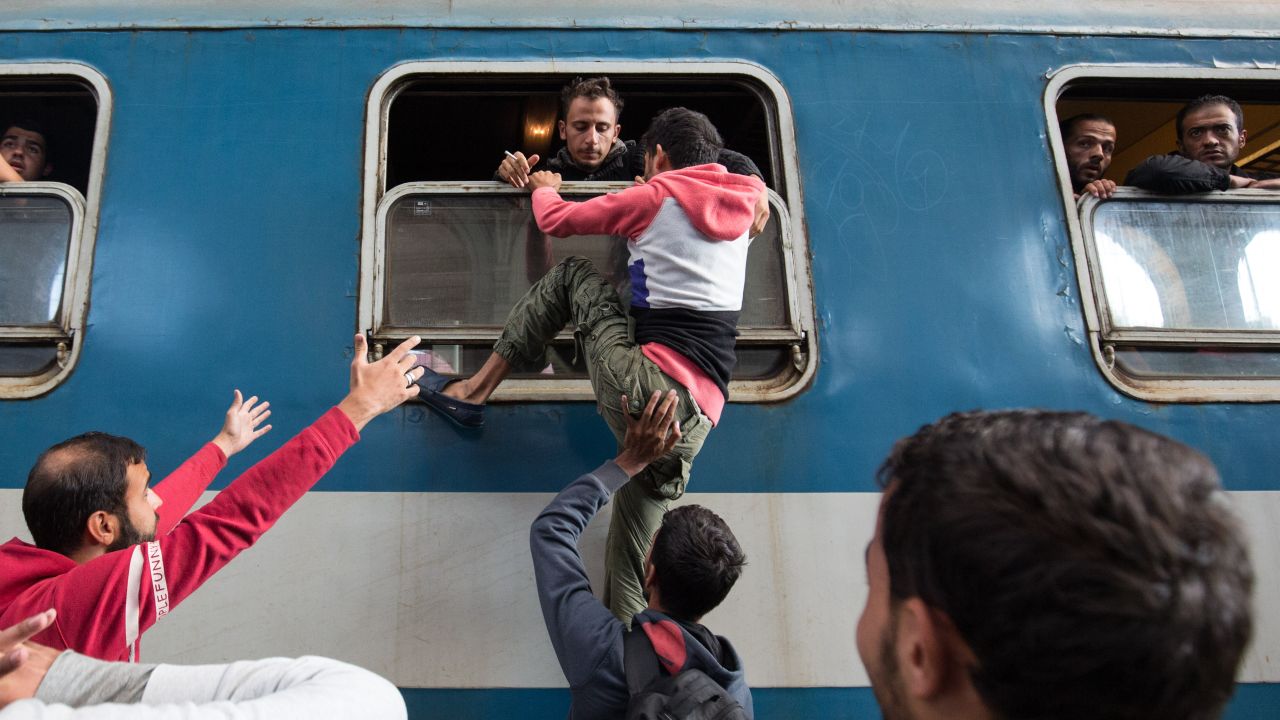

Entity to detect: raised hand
[0,609,58,709]
[337,334,423,432]
[211,389,273,458]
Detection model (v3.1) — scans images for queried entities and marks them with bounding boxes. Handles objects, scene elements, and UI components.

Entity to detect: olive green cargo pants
[494,256,713,623]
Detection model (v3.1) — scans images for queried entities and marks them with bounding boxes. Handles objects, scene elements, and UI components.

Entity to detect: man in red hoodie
[414,107,765,622]
[0,334,425,661]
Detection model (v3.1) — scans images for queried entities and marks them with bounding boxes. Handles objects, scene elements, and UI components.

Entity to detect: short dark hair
[560,76,623,120]
[1059,113,1114,142]
[640,107,724,169]
[23,432,147,555]
[877,410,1253,720]
[1176,95,1244,140]
[3,118,52,160]
[650,504,746,620]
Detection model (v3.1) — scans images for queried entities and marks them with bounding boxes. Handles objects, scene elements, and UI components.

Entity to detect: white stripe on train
[2,489,1276,686]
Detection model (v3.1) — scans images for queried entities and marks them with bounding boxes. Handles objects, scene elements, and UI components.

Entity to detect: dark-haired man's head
[640,107,724,179]
[23,432,162,562]
[858,410,1253,720]
[644,504,746,621]
[557,76,624,171]
[1060,113,1116,191]
[1176,95,1247,170]
[2,120,52,181]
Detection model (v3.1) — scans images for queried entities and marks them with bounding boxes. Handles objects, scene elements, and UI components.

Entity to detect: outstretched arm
[530,391,681,687]
[152,391,273,534]
[530,173,663,238]
[19,336,428,662]
[0,162,23,184]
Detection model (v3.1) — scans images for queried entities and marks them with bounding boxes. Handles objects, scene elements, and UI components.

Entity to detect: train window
[1048,67,1280,400]
[0,64,111,398]
[360,62,815,402]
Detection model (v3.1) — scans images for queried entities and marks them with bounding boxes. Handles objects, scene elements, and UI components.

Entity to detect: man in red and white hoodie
[0,335,426,661]
[413,107,766,622]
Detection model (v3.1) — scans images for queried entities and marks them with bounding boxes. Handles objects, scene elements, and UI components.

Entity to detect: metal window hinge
[790,332,809,372]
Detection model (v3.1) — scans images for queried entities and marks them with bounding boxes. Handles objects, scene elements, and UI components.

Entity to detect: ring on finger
[404,371,416,388]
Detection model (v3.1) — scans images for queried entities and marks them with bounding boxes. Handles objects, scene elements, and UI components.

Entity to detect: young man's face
[1179,104,1245,170]
[1064,120,1116,189]
[107,461,161,552]
[856,491,913,720]
[1,126,51,181]
[558,97,621,171]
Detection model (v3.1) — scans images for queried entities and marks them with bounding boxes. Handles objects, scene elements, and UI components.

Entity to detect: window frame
[359,60,816,402]
[0,62,110,398]
[1047,64,1280,402]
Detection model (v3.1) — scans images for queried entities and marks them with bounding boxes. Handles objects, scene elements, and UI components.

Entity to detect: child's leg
[590,356,715,623]
[441,256,617,404]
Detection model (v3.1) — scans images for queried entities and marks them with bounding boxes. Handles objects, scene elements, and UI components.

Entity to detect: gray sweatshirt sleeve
[530,460,630,688]
[34,651,155,706]
[5,656,405,720]
[1124,154,1230,193]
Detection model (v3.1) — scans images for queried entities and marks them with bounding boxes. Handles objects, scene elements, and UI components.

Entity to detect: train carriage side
[0,6,1278,718]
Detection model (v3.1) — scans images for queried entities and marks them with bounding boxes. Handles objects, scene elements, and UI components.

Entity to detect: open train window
[1048,67,1280,401]
[360,61,814,402]
[0,64,110,398]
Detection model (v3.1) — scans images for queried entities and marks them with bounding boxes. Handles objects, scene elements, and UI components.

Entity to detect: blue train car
[1,2,1277,717]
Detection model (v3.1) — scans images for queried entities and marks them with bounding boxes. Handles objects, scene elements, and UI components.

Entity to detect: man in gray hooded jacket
[530,390,751,719]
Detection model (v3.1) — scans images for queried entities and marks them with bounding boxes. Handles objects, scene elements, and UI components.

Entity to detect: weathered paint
[4,1,1280,37]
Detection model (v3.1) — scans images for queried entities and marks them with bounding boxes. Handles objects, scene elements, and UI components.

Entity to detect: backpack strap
[624,626,663,696]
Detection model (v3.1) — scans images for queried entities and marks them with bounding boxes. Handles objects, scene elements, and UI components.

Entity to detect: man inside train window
[530,390,752,718]
[0,120,53,184]
[0,335,425,662]
[420,107,765,623]
[495,76,771,236]
[1059,113,1117,199]
[1126,94,1280,193]
[858,410,1252,720]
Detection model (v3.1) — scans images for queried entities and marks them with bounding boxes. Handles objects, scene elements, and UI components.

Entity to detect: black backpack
[623,627,748,720]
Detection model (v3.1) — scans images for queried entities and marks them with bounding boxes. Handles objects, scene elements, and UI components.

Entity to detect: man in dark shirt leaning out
[1126,94,1280,193]
[530,390,752,720]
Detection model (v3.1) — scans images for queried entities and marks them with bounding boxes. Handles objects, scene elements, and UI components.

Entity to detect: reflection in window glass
[1096,232,1163,327]
[1239,230,1280,327]
[1094,201,1280,331]
[0,196,72,326]
[382,193,789,332]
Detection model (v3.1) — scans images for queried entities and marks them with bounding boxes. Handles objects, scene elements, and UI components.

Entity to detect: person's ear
[40,162,52,179]
[558,120,567,141]
[653,145,671,173]
[84,510,118,548]
[895,598,954,700]
[1240,128,1248,149]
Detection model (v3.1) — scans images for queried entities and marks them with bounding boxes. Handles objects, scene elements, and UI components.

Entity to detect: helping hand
[337,334,424,432]
[614,391,682,477]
